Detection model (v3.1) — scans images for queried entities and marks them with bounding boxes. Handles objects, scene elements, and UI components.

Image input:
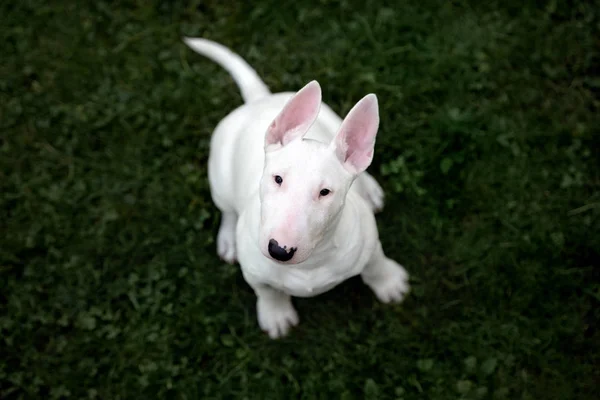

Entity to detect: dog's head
[258,81,380,265]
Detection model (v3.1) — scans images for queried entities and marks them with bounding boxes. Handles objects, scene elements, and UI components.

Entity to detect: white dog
[184,38,410,338]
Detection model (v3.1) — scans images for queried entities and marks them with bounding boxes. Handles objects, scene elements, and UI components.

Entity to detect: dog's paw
[257,296,299,339]
[366,260,410,304]
[360,173,385,213]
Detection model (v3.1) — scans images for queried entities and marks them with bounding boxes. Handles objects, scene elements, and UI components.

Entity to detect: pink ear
[265,81,322,150]
[331,94,380,174]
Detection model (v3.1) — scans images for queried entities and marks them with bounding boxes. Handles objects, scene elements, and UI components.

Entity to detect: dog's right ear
[264,81,322,151]
[330,94,380,175]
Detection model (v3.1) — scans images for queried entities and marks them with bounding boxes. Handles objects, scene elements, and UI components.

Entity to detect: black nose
[268,239,297,262]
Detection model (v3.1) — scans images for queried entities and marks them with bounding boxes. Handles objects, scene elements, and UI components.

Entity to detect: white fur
[184,38,410,339]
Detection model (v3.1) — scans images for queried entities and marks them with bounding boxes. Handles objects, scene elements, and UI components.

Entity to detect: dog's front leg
[361,242,410,304]
[253,284,299,339]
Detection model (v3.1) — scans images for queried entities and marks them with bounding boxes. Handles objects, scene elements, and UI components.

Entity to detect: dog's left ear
[330,94,380,175]
[265,81,322,151]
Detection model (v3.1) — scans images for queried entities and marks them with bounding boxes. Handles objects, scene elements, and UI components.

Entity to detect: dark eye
[274,175,283,185]
[319,189,331,197]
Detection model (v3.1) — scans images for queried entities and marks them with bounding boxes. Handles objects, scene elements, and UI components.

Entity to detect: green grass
[1,0,599,398]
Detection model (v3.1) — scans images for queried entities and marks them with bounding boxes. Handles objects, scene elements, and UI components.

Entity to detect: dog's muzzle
[268,239,297,262]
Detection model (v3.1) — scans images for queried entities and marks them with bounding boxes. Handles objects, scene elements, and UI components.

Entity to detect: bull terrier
[184,38,410,338]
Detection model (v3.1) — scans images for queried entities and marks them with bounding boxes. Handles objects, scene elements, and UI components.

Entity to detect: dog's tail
[183,37,271,104]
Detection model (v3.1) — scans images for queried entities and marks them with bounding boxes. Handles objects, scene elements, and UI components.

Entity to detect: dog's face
[259,139,353,264]
[257,81,380,265]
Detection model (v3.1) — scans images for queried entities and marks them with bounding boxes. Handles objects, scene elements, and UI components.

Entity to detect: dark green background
[1,0,598,399]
